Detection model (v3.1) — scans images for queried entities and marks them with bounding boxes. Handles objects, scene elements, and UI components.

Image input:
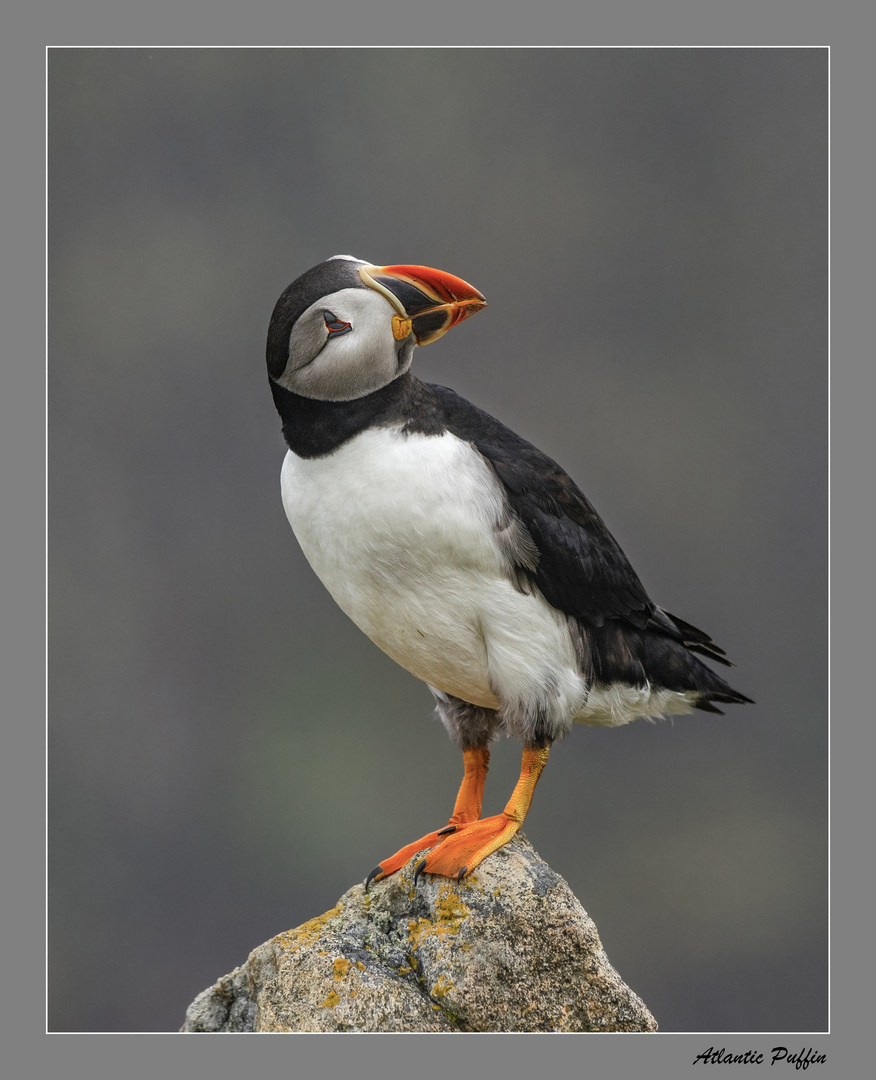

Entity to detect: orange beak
[359,263,487,346]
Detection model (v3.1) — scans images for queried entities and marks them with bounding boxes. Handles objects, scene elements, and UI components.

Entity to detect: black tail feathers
[584,613,754,714]
[661,609,735,667]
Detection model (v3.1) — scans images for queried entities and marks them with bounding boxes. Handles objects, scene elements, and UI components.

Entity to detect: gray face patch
[278,288,414,402]
[266,257,370,380]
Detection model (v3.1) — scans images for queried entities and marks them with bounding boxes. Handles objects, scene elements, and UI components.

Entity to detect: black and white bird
[266,255,752,885]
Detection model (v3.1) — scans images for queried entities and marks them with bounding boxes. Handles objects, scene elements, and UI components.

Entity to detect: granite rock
[182,835,657,1033]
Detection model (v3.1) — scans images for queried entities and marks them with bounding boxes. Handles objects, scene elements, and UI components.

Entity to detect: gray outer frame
[17,12,855,1080]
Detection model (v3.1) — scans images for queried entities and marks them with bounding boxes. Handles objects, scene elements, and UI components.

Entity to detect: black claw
[413,858,428,885]
[456,866,468,883]
[436,824,457,836]
[364,866,383,893]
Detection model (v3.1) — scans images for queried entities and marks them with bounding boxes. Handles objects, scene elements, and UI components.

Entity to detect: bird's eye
[323,311,352,337]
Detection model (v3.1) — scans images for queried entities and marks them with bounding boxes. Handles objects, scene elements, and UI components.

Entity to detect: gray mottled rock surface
[181,835,657,1032]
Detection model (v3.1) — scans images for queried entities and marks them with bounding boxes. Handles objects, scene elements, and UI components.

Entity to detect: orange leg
[365,746,550,889]
[365,747,490,889]
[447,745,490,826]
[420,746,550,881]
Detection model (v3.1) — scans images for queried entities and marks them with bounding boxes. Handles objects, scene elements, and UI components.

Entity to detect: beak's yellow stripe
[358,266,408,317]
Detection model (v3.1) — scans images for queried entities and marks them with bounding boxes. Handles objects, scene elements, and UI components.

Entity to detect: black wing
[428,383,731,665]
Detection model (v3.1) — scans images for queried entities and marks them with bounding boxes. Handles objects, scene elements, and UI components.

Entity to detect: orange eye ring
[324,312,352,337]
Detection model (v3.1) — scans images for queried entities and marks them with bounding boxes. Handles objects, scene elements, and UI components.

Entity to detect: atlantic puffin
[266,255,752,886]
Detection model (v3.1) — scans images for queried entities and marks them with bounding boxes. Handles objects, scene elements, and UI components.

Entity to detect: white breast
[280,426,586,724]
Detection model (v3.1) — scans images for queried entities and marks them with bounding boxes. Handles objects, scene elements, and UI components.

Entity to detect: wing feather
[432,384,658,629]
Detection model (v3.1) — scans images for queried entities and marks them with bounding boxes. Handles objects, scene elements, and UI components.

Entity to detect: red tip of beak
[377,265,486,311]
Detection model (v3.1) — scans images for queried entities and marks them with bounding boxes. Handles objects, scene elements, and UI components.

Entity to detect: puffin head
[266,255,486,402]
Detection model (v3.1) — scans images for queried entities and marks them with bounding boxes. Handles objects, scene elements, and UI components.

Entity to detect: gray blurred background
[48,48,827,1033]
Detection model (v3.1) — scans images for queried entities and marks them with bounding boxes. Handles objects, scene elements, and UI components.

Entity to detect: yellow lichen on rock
[407,885,472,951]
[272,905,342,955]
[433,885,469,932]
[332,957,352,980]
